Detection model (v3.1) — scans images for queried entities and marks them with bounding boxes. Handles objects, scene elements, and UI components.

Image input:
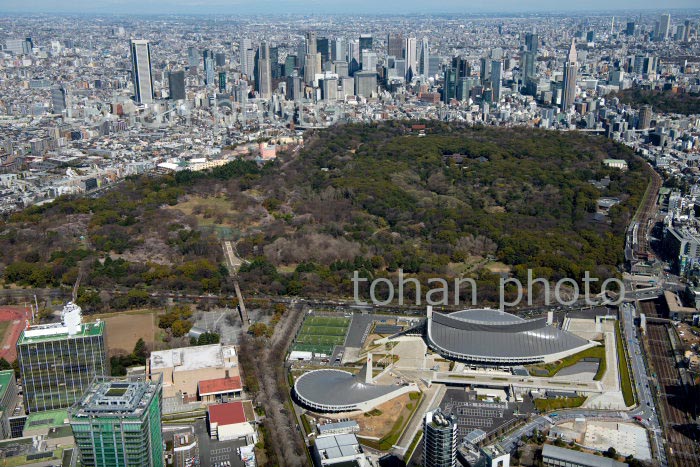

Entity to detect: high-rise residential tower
[69,375,164,467]
[130,39,154,104]
[423,409,457,467]
[17,302,107,413]
[560,39,578,111]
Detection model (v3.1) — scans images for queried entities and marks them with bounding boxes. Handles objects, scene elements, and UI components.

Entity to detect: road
[432,371,605,394]
[620,302,667,466]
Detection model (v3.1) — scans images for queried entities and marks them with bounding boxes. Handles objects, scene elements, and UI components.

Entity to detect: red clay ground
[0,306,29,362]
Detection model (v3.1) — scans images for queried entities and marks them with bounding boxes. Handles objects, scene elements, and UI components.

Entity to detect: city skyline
[1,1,699,15]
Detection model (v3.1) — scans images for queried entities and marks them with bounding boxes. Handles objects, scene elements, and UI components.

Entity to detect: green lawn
[527,344,606,380]
[534,396,586,412]
[405,430,423,462]
[616,322,635,406]
[0,320,10,343]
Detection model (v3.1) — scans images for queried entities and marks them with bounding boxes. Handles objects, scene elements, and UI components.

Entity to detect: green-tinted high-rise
[16,302,107,413]
[69,375,164,467]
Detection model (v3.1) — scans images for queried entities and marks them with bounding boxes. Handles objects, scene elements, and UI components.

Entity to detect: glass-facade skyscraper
[70,375,163,467]
[17,303,107,413]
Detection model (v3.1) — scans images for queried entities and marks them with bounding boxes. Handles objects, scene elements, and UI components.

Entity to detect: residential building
[424,409,457,467]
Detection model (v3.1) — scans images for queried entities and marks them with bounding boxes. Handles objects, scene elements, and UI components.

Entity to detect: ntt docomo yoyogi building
[424,306,596,365]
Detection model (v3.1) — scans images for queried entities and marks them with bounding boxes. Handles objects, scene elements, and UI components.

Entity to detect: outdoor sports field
[291,316,350,355]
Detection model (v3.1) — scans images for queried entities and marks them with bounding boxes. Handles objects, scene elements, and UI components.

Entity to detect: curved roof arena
[426,308,594,364]
[293,369,408,412]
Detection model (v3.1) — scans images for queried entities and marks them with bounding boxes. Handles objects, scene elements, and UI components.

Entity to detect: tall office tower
[255,42,272,98]
[283,55,297,76]
[243,48,255,78]
[334,60,349,78]
[560,39,578,111]
[428,56,441,76]
[320,77,338,100]
[69,375,163,467]
[419,37,430,77]
[303,53,321,84]
[491,59,503,101]
[332,37,345,62]
[187,47,198,67]
[316,37,330,64]
[204,57,215,86]
[361,51,378,73]
[347,40,360,75]
[269,46,280,79]
[394,59,406,81]
[17,302,107,413]
[423,409,457,467]
[626,21,636,36]
[130,39,154,104]
[218,72,227,93]
[359,34,373,52]
[586,31,595,42]
[387,33,404,59]
[443,68,457,103]
[457,77,478,101]
[683,20,691,42]
[479,57,491,84]
[4,39,25,55]
[657,13,671,41]
[51,86,67,113]
[22,38,32,55]
[521,50,536,86]
[675,25,686,41]
[286,76,303,101]
[168,70,186,100]
[354,71,377,98]
[239,38,252,74]
[451,56,470,79]
[638,105,652,129]
[405,37,417,81]
[306,31,318,55]
[359,34,372,68]
[215,52,226,67]
[525,32,538,53]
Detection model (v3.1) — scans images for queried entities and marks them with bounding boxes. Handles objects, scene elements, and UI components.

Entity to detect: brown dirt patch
[86,310,157,356]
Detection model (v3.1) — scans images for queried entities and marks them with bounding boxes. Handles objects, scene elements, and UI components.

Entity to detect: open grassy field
[84,309,158,355]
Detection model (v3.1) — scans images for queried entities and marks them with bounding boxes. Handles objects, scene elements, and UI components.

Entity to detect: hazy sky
[2,0,699,15]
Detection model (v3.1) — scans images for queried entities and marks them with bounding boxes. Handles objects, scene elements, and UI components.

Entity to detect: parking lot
[193,419,249,467]
[194,307,270,345]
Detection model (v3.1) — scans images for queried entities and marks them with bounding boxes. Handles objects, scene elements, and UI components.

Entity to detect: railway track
[634,167,662,258]
[641,300,700,467]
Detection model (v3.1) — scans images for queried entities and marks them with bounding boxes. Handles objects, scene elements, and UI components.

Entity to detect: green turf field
[291,316,350,356]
